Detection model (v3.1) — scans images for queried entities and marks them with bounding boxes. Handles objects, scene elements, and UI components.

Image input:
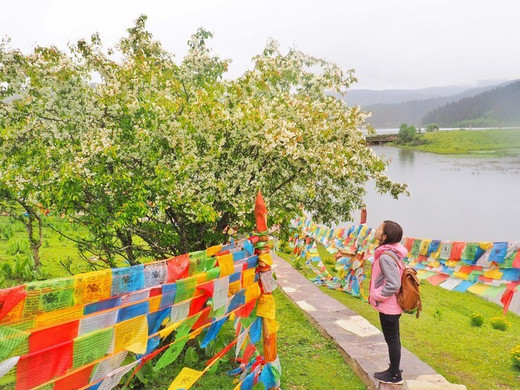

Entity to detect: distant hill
[343,85,470,106]
[362,84,504,128]
[338,80,511,128]
[421,80,520,127]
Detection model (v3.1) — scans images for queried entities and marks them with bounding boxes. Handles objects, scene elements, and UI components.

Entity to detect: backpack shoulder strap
[382,251,404,271]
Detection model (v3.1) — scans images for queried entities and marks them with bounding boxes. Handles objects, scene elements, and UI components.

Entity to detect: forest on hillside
[421,80,520,127]
[357,84,503,128]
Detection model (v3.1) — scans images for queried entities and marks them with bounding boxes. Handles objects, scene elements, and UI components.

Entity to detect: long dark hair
[380,220,403,245]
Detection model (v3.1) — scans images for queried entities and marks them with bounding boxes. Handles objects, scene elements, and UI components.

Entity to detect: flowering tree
[0,16,407,265]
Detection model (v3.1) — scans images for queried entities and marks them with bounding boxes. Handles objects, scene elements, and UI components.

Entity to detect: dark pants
[379,312,401,375]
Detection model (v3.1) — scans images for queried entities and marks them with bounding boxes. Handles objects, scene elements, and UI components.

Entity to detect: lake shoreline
[389,128,520,155]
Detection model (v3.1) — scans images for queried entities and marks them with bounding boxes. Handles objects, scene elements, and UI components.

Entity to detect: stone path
[271,252,467,390]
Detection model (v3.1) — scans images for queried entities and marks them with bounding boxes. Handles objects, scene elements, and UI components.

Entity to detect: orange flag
[255,190,268,232]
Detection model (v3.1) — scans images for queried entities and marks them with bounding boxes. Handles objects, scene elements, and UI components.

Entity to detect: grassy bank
[0,215,143,288]
[0,217,365,390]
[393,128,520,154]
[278,246,520,390]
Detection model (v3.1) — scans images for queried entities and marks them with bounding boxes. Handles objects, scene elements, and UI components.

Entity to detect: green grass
[0,217,366,390]
[394,128,520,154]
[0,215,134,288]
[278,245,520,390]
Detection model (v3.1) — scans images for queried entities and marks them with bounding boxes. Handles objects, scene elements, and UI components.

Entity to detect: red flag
[236,299,257,318]
[166,254,190,282]
[0,285,26,322]
[205,338,238,366]
[254,191,268,232]
[53,364,93,390]
[189,295,210,317]
[360,208,367,224]
[29,320,79,353]
[16,341,73,390]
[501,281,520,315]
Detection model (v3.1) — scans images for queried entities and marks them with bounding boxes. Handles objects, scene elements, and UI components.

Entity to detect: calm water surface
[340,146,520,242]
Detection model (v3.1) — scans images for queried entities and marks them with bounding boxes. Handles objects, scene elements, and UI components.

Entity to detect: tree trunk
[116,229,137,265]
[21,204,43,268]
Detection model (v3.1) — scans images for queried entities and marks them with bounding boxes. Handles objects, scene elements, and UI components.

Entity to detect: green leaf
[184,346,199,365]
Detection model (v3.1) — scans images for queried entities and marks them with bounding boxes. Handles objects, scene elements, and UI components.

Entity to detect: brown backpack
[385,251,422,318]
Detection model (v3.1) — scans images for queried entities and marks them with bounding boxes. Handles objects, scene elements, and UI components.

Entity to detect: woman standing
[369,220,408,385]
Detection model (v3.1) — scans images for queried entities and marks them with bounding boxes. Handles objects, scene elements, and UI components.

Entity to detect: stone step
[379,374,468,390]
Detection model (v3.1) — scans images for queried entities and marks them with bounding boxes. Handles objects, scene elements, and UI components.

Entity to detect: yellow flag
[452,271,469,280]
[217,254,234,277]
[195,272,207,284]
[467,283,489,296]
[257,294,275,319]
[168,367,204,390]
[259,253,273,266]
[241,268,256,289]
[419,240,431,256]
[73,269,112,306]
[427,260,440,268]
[229,280,242,296]
[115,315,148,354]
[245,283,261,303]
[159,321,182,339]
[206,245,223,257]
[148,296,162,314]
[484,268,503,280]
[429,247,440,259]
[35,305,83,328]
[478,241,494,251]
[189,327,205,340]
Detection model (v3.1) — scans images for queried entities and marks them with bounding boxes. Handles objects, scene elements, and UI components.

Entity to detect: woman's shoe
[374,370,404,385]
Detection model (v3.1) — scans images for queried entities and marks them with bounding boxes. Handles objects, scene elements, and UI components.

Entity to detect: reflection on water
[398,148,415,165]
[339,146,520,242]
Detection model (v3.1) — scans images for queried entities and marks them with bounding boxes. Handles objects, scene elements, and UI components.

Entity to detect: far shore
[388,128,520,154]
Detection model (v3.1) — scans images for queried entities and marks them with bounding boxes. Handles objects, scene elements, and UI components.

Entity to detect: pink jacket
[369,243,408,315]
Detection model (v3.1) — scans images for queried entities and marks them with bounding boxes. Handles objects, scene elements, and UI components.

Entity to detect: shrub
[490,317,511,331]
[293,257,303,270]
[511,345,520,369]
[398,123,417,143]
[1,225,14,240]
[1,255,37,281]
[6,239,29,255]
[469,313,484,327]
[279,241,293,254]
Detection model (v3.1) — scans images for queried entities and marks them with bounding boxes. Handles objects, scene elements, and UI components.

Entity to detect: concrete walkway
[272,252,467,390]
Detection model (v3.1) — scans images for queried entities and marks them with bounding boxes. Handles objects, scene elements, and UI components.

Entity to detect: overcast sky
[2,0,519,90]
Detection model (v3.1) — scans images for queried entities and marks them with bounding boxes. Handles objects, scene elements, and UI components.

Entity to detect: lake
[339,145,520,242]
